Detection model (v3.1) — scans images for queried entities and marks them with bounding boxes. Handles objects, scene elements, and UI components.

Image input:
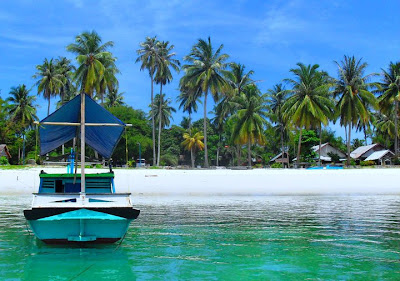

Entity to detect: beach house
[311,143,346,163]
[0,144,11,161]
[350,143,387,162]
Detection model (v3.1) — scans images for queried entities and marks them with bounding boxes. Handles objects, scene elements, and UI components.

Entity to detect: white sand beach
[0,167,398,196]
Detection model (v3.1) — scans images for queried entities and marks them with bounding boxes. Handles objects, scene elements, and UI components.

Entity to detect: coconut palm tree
[6,85,37,164]
[150,93,176,166]
[374,110,395,148]
[136,36,159,166]
[67,30,115,97]
[177,85,202,129]
[154,41,180,165]
[267,83,289,163]
[333,56,377,165]
[283,63,333,166]
[377,62,400,156]
[182,128,204,168]
[55,57,76,103]
[230,84,268,166]
[105,89,125,107]
[33,58,64,116]
[181,37,230,168]
[98,56,120,105]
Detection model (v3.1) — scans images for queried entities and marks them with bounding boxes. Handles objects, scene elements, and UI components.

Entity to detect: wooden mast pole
[80,93,86,195]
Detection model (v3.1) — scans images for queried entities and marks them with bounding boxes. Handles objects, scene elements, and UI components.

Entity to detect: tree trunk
[347,125,351,166]
[237,144,241,166]
[319,124,322,166]
[47,97,51,116]
[18,145,20,164]
[216,146,220,166]
[191,147,194,168]
[395,99,399,157]
[247,139,252,167]
[296,128,303,168]
[157,86,163,166]
[203,89,209,168]
[22,134,25,165]
[280,125,284,166]
[151,75,156,166]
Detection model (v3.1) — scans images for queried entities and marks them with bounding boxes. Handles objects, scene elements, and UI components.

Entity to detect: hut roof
[350,143,384,159]
[365,150,394,161]
[0,144,11,159]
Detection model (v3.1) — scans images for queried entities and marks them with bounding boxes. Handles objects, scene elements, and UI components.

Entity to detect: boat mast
[80,93,85,194]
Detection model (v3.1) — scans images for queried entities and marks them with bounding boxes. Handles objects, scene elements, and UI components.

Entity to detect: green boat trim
[39,172,115,178]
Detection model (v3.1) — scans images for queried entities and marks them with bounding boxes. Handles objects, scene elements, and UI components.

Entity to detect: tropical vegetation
[1,30,398,168]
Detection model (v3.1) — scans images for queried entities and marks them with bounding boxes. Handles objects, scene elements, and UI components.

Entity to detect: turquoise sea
[0,195,400,280]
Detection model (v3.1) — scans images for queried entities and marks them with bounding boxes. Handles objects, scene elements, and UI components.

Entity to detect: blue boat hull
[26,208,135,244]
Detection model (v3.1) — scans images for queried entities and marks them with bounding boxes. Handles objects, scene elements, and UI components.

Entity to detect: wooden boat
[24,93,140,244]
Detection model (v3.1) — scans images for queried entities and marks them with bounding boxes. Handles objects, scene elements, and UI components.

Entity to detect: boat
[24,93,140,244]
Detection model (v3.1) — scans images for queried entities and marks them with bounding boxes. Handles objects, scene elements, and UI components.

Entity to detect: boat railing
[31,193,132,208]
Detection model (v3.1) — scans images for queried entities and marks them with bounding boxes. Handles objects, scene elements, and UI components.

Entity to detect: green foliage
[0,156,9,165]
[295,130,319,162]
[350,159,356,166]
[95,164,102,168]
[271,163,283,168]
[327,152,340,163]
[108,105,152,163]
[360,160,375,166]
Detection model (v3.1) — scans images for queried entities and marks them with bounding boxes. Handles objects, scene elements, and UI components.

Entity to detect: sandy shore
[0,167,398,195]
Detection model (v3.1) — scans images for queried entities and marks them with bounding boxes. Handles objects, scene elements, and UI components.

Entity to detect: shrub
[253,163,263,168]
[350,159,356,166]
[271,163,283,168]
[393,157,400,165]
[360,160,375,166]
[95,164,103,169]
[327,152,340,163]
[0,156,9,165]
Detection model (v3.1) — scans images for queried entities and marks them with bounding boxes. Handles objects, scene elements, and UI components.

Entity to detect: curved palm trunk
[280,124,284,166]
[151,75,156,166]
[157,85,163,166]
[237,144,241,166]
[347,125,351,166]
[203,90,209,168]
[319,124,322,166]
[247,139,252,167]
[190,147,195,168]
[395,99,399,157]
[296,128,303,168]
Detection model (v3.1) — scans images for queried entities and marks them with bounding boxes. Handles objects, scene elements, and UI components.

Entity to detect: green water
[0,195,399,280]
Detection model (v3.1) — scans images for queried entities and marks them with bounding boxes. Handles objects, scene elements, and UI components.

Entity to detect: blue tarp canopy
[39,94,125,159]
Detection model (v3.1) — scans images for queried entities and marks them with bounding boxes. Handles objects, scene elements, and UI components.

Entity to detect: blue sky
[0,0,399,140]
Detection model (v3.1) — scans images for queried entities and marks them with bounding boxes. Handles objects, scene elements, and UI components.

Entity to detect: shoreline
[0,167,398,196]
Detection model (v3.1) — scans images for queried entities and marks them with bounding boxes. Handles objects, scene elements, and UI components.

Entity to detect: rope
[68,235,128,281]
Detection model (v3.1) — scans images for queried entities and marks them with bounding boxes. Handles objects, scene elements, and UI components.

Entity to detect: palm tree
[267,84,289,163]
[55,57,76,103]
[283,63,333,166]
[67,30,115,97]
[333,56,377,165]
[154,41,180,166]
[182,128,204,168]
[231,84,268,166]
[136,36,159,166]
[33,58,64,116]
[150,93,176,166]
[374,110,395,148]
[6,85,37,164]
[105,89,125,107]
[98,56,120,105]
[377,62,400,156]
[177,85,201,129]
[181,37,230,167]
